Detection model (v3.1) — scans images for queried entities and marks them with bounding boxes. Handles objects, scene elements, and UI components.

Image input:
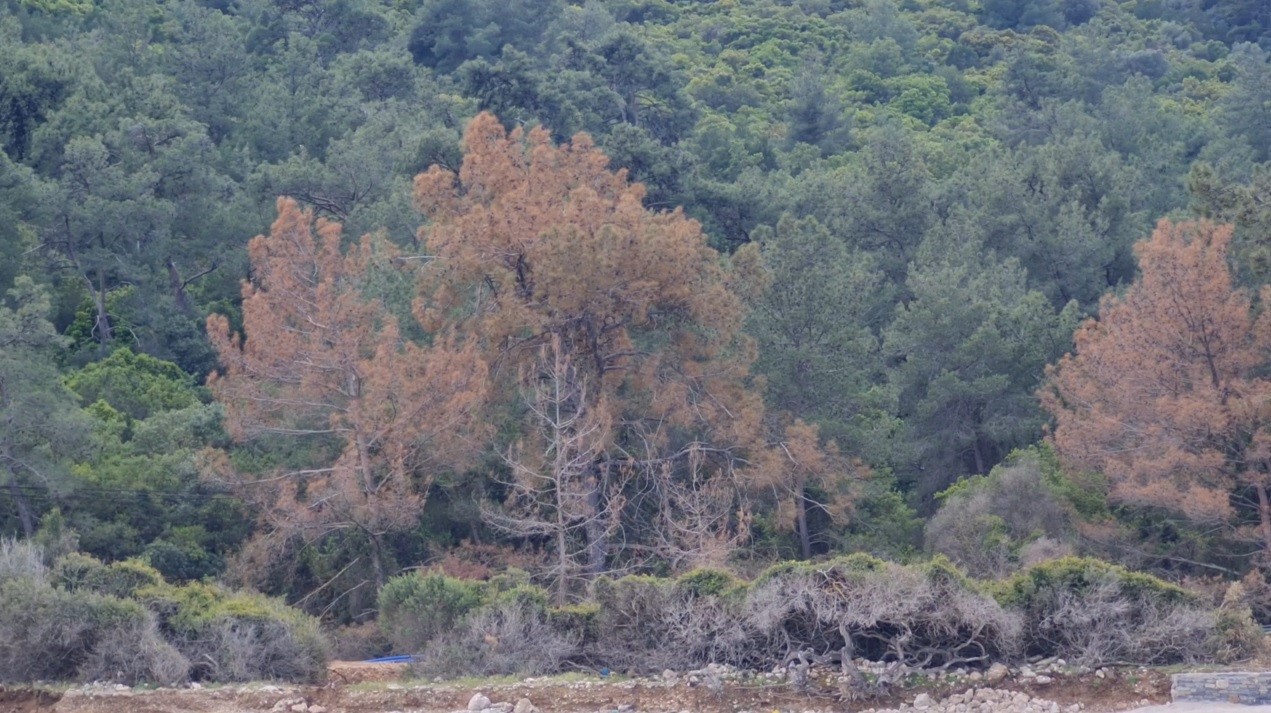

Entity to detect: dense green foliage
[0,0,1267,629]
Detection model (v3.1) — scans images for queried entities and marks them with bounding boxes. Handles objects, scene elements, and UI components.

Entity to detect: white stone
[913,693,933,709]
[513,698,535,713]
[468,693,492,712]
[289,704,308,713]
[987,663,1010,684]
[1035,675,1053,685]
[309,707,326,713]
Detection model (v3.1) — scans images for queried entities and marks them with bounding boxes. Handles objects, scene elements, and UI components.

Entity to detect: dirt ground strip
[0,664,1175,713]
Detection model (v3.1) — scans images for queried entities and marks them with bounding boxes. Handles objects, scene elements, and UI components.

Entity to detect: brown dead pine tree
[1042,219,1271,561]
[207,198,488,589]
[414,113,778,580]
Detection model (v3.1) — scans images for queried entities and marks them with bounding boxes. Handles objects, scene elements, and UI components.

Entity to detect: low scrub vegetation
[380,554,1260,677]
[993,557,1260,665]
[0,540,327,685]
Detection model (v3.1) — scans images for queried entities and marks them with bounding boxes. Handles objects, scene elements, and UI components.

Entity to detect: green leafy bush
[993,556,1193,609]
[0,540,326,684]
[138,582,328,683]
[676,567,745,597]
[377,571,489,652]
[64,348,202,421]
[0,542,189,685]
[55,554,166,598]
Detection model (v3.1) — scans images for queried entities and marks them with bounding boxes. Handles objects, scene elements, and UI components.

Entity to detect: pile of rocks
[861,688,1083,713]
[270,697,327,713]
[460,692,540,713]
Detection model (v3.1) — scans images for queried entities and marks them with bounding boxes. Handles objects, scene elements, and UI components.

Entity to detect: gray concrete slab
[1128,701,1271,706]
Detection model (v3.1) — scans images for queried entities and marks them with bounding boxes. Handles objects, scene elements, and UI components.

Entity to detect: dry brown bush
[586,576,748,672]
[412,597,581,678]
[0,539,46,583]
[1000,559,1261,666]
[1024,579,1238,664]
[1229,570,1271,623]
[925,455,1072,578]
[79,618,190,686]
[182,617,327,683]
[329,621,392,661]
[742,557,1020,671]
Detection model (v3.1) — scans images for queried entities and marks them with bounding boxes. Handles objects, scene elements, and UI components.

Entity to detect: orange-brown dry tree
[414,113,779,587]
[772,419,865,560]
[1042,220,1271,560]
[207,198,488,588]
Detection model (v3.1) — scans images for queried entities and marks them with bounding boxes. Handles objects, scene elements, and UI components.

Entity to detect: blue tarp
[362,655,416,664]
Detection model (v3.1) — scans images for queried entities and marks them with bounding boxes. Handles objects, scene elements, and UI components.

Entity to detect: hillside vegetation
[0,0,1269,675]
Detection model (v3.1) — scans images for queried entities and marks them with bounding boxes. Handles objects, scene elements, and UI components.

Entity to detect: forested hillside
[1,0,1269,631]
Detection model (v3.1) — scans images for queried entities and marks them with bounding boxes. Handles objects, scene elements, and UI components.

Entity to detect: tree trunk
[7,478,35,538]
[796,482,811,560]
[556,515,569,606]
[584,472,608,577]
[167,258,194,314]
[93,267,113,348]
[971,436,986,475]
[369,533,387,588]
[1257,483,1271,559]
[555,443,570,605]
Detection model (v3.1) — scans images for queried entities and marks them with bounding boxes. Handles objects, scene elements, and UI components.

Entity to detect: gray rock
[986,663,1010,684]
[514,698,535,713]
[914,693,933,709]
[468,693,492,712]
